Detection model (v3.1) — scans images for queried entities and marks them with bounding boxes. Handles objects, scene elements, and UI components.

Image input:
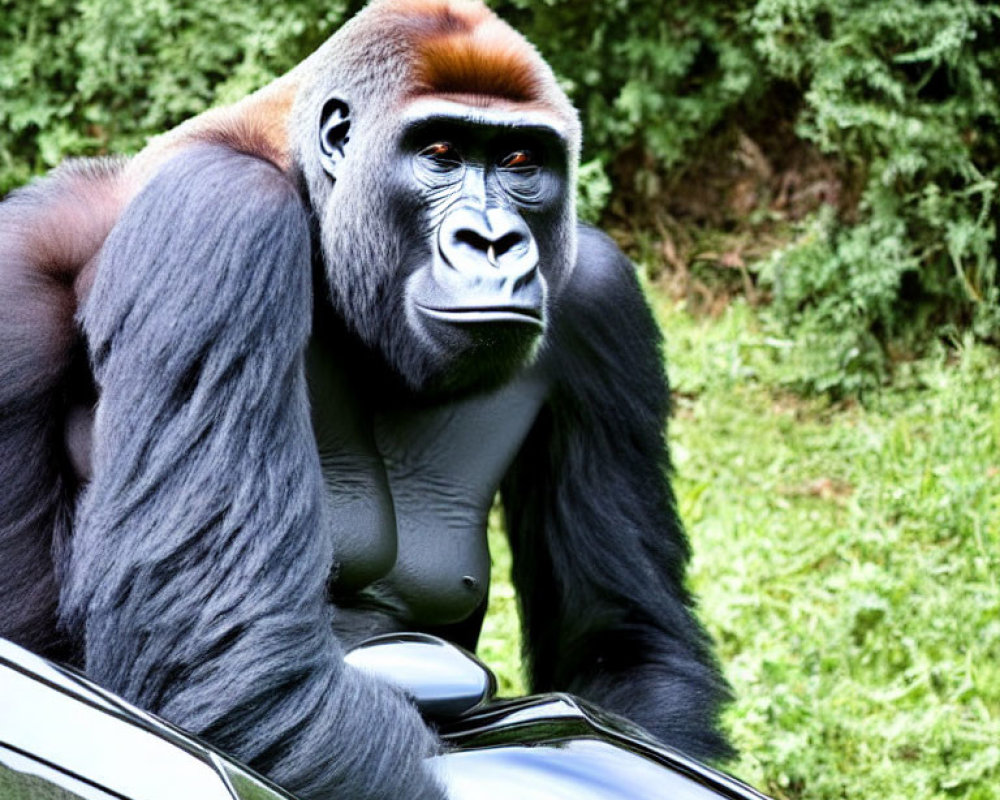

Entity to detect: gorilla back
[0,1,733,798]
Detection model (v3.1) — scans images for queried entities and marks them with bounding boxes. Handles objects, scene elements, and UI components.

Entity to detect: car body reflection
[0,637,770,800]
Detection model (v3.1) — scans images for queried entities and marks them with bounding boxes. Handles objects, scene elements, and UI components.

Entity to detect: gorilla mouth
[417,304,544,327]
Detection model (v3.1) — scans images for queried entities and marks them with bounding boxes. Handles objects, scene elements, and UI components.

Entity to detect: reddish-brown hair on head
[390,0,544,102]
[415,34,542,102]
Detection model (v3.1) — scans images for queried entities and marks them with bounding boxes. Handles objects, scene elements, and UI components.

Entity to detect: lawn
[479,287,1000,800]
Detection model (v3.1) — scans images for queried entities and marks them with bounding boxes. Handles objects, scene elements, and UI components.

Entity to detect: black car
[0,636,769,800]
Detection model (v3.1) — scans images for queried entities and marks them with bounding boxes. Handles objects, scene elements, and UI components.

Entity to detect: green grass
[481,288,1000,800]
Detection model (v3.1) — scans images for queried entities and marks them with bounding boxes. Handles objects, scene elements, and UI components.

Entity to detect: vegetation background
[1,0,997,798]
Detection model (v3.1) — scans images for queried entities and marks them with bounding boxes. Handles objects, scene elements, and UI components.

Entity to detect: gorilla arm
[501,226,734,762]
[59,144,445,800]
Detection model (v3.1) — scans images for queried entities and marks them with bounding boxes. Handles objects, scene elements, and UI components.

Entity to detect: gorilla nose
[440,207,538,282]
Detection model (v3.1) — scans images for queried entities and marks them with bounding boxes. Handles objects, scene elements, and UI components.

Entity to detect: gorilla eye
[419,142,460,165]
[500,150,536,170]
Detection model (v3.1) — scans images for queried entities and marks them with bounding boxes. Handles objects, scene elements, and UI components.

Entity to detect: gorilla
[0,1,732,798]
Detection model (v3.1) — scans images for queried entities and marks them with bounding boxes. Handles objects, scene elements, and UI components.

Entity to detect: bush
[750,0,1000,394]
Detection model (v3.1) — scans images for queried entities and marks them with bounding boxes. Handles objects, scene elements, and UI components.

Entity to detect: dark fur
[503,226,734,758]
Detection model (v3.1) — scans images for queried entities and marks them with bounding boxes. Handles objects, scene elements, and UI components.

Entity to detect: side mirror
[345,633,496,719]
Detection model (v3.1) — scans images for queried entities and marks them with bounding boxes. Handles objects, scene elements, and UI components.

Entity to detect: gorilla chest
[310,355,547,631]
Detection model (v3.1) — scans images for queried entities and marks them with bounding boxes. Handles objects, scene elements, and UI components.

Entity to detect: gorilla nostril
[493,231,524,259]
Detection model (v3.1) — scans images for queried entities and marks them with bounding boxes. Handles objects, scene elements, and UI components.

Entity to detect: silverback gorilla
[0,0,732,797]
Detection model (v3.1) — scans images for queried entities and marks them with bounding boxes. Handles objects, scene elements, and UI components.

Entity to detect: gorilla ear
[319,98,351,180]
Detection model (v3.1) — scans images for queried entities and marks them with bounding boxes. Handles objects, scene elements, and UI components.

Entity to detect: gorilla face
[317,97,573,397]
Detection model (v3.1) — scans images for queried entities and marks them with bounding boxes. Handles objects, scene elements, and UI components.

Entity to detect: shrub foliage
[750,0,1000,394]
[1,0,997,391]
